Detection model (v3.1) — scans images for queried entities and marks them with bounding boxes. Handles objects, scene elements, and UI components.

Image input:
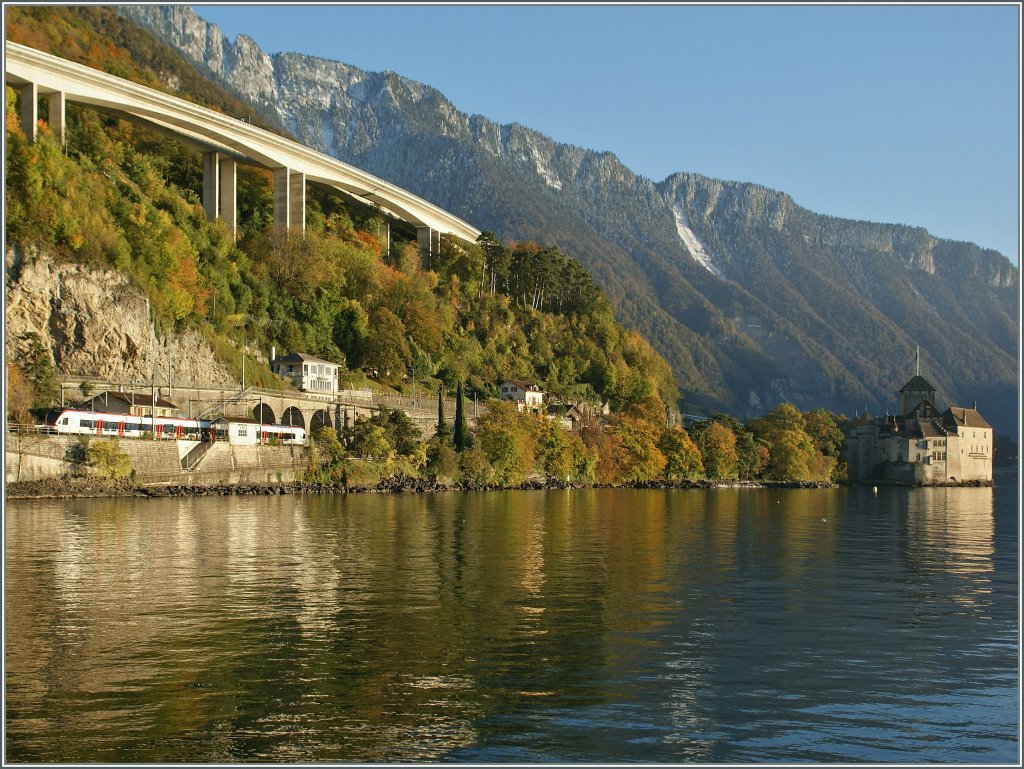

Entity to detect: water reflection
[5,484,1016,763]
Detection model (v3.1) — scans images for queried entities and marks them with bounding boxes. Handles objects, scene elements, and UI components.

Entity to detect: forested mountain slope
[118,5,1019,434]
[5,6,678,421]
[8,6,1017,434]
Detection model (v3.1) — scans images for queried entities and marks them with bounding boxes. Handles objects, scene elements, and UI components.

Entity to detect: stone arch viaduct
[4,41,480,251]
[58,377,469,441]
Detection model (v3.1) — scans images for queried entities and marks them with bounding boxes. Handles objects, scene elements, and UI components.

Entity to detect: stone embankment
[6,475,839,500]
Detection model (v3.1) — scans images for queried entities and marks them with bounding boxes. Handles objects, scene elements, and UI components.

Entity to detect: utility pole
[168,333,173,399]
[150,365,156,439]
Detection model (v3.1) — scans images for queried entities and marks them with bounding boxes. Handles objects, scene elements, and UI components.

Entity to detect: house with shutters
[270,352,340,397]
[845,371,993,485]
[498,380,545,412]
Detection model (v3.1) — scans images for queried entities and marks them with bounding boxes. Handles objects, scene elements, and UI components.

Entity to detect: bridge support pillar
[202,152,220,221]
[18,82,37,141]
[202,152,238,240]
[290,170,306,234]
[273,168,306,236]
[46,91,65,146]
[219,155,237,240]
[417,226,440,263]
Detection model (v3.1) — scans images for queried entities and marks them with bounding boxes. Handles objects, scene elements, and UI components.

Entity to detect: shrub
[86,438,132,479]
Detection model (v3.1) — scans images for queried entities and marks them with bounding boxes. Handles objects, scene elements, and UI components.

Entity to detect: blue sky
[192,3,1020,263]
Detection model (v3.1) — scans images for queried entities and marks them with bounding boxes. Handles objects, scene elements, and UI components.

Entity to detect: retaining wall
[5,432,307,486]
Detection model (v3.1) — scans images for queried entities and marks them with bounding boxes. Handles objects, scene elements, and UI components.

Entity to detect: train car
[260,423,306,445]
[52,409,305,446]
[51,409,204,440]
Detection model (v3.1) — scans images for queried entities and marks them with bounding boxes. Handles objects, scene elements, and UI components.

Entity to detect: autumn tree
[608,415,666,483]
[6,357,34,424]
[696,421,739,480]
[658,426,704,481]
[802,407,846,481]
[581,421,627,485]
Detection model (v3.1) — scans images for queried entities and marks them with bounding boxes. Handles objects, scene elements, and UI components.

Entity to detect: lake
[4,480,1018,763]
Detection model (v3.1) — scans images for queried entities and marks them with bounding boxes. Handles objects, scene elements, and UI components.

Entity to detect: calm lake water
[5,479,1019,763]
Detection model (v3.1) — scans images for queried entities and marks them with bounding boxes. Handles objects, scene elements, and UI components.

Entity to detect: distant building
[270,352,340,396]
[845,372,993,485]
[499,380,545,412]
[546,400,608,430]
[80,390,181,418]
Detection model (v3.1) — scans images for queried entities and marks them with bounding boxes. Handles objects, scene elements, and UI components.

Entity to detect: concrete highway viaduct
[5,41,480,252]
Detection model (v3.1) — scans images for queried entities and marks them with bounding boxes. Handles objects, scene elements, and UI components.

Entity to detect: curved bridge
[5,41,480,246]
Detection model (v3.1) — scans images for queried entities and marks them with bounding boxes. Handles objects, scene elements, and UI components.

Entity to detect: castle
[845,368,993,485]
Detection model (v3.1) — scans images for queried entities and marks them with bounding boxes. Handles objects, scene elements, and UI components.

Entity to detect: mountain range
[121,5,1019,433]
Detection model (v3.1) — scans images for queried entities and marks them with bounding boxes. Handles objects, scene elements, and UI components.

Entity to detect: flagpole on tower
[915,345,920,376]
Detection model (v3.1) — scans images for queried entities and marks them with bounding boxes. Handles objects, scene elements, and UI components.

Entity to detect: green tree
[453,380,468,451]
[86,438,132,479]
[436,384,451,441]
[308,425,347,483]
[426,437,459,483]
[346,418,395,461]
[802,408,845,459]
[536,418,588,482]
[459,445,493,486]
[362,306,410,384]
[475,401,537,486]
[750,403,818,481]
[736,431,770,480]
[16,332,59,408]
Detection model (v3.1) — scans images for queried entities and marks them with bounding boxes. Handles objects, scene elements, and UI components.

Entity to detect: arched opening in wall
[254,403,276,424]
[310,408,332,435]
[282,406,305,428]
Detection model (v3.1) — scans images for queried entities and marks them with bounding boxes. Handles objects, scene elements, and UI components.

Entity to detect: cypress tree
[436,384,451,441]
[454,381,467,451]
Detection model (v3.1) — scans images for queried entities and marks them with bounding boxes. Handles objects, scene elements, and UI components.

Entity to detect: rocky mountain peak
[119,6,1019,432]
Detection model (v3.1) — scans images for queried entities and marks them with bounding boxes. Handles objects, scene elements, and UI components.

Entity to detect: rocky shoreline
[5,475,838,499]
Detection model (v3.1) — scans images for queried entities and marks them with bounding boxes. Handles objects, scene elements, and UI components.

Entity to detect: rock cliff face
[120,6,1019,432]
[5,246,237,390]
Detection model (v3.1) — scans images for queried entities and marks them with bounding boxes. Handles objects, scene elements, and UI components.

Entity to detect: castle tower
[898,346,938,415]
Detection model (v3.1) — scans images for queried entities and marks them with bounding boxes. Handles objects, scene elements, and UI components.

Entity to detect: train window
[60,418,68,426]
[81,420,93,428]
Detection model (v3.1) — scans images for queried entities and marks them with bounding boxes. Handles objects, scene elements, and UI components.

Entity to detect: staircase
[180,440,214,471]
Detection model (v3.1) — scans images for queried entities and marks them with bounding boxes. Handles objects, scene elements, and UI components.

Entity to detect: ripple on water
[4,486,1018,763]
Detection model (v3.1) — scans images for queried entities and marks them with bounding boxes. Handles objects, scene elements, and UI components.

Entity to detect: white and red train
[49,409,306,445]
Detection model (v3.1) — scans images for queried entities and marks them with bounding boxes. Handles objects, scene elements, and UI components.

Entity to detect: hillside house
[270,352,340,396]
[845,373,993,485]
[79,391,181,418]
[499,380,545,412]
